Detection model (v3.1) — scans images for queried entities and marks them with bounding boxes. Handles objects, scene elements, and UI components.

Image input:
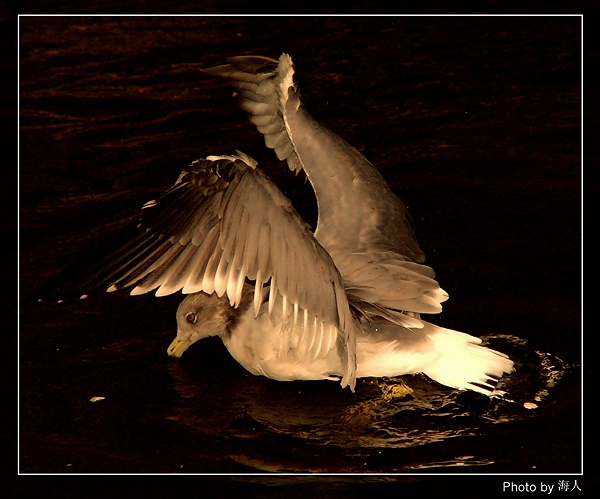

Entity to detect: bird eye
[186,312,197,324]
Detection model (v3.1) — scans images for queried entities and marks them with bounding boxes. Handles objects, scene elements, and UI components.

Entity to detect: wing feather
[182,224,220,293]
[82,153,356,389]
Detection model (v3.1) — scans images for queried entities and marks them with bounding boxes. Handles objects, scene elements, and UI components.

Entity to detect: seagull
[62,54,514,394]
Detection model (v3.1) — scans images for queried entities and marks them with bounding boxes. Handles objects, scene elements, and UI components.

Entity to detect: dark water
[19,15,581,488]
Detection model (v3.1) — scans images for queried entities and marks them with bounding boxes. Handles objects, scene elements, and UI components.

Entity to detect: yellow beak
[167,335,191,357]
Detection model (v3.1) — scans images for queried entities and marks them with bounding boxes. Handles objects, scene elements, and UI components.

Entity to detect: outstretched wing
[203,54,448,318]
[59,152,357,389]
[202,54,424,262]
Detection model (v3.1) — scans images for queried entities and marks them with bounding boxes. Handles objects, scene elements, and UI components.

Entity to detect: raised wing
[203,54,448,318]
[202,54,424,262]
[63,152,357,389]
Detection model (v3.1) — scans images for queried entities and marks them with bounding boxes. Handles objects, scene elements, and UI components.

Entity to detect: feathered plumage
[50,54,514,394]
